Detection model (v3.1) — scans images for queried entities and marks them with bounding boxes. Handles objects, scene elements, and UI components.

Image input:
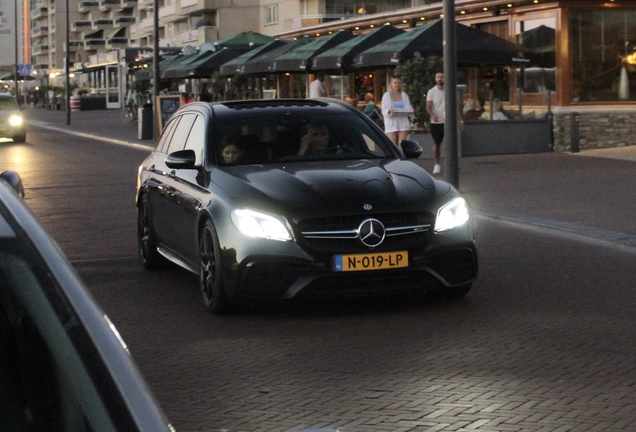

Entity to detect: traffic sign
[18,64,32,77]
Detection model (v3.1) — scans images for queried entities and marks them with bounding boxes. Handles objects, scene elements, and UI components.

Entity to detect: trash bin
[138,104,153,140]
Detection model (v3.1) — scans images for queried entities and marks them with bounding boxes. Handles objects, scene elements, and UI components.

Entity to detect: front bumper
[236,246,477,300]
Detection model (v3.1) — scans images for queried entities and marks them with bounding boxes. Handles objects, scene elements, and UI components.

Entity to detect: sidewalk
[25,106,153,148]
[25,106,636,250]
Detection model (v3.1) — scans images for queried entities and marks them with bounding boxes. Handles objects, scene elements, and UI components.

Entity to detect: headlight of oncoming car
[8,114,23,127]
[231,209,293,241]
[434,197,470,232]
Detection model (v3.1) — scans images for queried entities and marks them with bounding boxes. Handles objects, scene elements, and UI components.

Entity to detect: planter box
[461,119,552,156]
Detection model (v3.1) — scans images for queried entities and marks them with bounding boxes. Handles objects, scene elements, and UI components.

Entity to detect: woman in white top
[381,77,414,148]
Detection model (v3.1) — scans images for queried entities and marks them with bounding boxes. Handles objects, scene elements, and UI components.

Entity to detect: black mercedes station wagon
[137,99,477,314]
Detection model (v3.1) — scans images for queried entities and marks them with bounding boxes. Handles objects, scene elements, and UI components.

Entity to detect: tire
[199,220,231,315]
[444,284,472,298]
[13,132,26,143]
[137,195,163,269]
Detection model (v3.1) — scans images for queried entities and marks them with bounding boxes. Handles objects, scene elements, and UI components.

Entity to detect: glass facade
[326,0,411,16]
[515,17,556,94]
[569,10,636,102]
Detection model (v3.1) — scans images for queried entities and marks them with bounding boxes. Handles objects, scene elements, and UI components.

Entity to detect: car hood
[213,159,447,215]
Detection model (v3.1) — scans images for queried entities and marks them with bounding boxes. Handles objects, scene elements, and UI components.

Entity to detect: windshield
[0,97,19,111]
[210,111,397,166]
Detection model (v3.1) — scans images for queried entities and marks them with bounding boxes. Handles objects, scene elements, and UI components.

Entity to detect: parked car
[0,171,175,432]
[137,99,478,314]
[0,93,26,142]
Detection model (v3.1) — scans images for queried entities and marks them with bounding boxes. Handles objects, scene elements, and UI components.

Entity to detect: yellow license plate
[333,251,408,272]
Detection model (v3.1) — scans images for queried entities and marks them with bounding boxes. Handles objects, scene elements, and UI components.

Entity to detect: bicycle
[120,99,138,124]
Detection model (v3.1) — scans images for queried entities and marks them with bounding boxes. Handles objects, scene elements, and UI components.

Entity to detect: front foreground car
[137,99,477,314]
[0,171,175,431]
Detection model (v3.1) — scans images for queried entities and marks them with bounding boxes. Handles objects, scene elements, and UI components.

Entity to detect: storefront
[274,1,636,151]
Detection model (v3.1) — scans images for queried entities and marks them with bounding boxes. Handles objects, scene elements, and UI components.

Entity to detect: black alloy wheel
[13,133,26,143]
[137,195,163,269]
[199,220,230,314]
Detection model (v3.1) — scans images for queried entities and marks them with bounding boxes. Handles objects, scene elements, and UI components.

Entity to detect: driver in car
[298,123,330,155]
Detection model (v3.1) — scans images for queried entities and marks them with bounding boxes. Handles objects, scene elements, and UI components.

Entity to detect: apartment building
[29,0,259,80]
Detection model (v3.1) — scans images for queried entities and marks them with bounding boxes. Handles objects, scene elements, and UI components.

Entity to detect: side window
[156,116,179,154]
[183,115,205,165]
[166,114,196,155]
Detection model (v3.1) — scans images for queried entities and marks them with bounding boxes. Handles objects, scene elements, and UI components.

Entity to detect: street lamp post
[152,0,160,142]
[14,0,19,100]
[65,0,71,125]
[443,0,459,189]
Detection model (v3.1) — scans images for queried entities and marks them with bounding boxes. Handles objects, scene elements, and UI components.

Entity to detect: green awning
[219,40,287,75]
[107,27,125,38]
[311,25,404,71]
[271,30,355,72]
[241,37,314,75]
[216,31,275,50]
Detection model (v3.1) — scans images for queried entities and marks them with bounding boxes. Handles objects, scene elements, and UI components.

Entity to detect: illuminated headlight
[231,209,293,241]
[434,197,470,232]
[8,114,23,127]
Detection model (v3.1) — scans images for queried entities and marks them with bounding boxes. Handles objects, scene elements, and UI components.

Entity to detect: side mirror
[0,170,25,198]
[166,149,197,170]
[400,139,422,160]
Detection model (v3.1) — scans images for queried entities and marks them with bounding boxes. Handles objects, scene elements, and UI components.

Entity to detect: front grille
[297,212,434,253]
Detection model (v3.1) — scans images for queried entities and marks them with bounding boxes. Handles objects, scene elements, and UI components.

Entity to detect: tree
[395,56,443,132]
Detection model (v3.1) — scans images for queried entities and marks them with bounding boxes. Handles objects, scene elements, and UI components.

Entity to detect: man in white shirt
[426,72,445,175]
[309,72,326,98]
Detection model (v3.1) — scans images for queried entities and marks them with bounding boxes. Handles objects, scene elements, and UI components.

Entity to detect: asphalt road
[3,124,636,432]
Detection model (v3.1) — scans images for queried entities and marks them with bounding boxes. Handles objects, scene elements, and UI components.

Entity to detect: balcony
[65,41,83,52]
[99,0,119,11]
[78,1,99,12]
[139,16,153,29]
[120,0,137,8]
[31,7,48,19]
[32,44,49,55]
[72,20,93,31]
[177,0,223,15]
[179,29,198,44]
[107,36,128,48]
[31,26,49,37]
[84,39,106,50]
[114,16,136,26]
[92,18,114,29]
[159,4,175,19]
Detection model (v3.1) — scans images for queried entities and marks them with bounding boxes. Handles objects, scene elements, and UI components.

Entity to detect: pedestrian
[198,84,213,102]
[462,98,482,122]
[426,71,447,175]
[363,92,383,128]
[309,72,327,98]
[181,92,193,105]
[491,98,508,120]
[344,96,358,108]
[381,76,413,149]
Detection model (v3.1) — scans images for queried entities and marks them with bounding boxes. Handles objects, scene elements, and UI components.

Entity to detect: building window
[265,5,278,25]
[326,0,410,16]
[569,10,636,102]
[515,16,556,95]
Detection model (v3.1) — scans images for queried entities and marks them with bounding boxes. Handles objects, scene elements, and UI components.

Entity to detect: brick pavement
[19,106,636,432]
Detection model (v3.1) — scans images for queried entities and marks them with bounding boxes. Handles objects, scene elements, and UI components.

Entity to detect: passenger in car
[298,123,330,155]
[220,135,245,165]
